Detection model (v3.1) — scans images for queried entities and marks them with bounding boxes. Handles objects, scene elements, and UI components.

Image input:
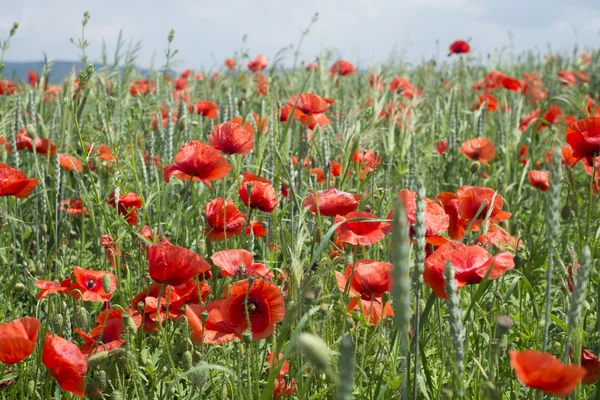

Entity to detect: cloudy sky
[1,0,599,70]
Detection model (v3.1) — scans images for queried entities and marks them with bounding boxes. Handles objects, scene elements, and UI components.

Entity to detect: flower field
[1,15,600,399]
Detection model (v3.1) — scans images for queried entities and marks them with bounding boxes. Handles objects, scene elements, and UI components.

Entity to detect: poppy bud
[314,227,322,243]
[122,312,138,334]
[177,115,187,131]
[470,162,480,174]
[242,331,253,345]
[13,282,25,293]
[201,310,209,324]
[137,301,145,311]
[111,391,123,400]
[51,314,64,334]
[561,205,573,220]
[182,351,193,371]
[87,351,110,369]
[297,333,332,373]
[495,315,513,338]
[94,370,108,391]
[25,124,35,136]
[190,361,208,388]
[197,238,206,256]
[102,274,112,294]
[73,307,89,329]
[381,292,391,306]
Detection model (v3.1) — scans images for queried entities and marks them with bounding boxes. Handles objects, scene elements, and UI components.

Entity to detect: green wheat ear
[444,260,465,399]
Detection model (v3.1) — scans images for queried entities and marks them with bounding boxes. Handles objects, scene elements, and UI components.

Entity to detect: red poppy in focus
[336,260,394,325]
[28,71,38,88]
[0,317,40,364]
[70,266,117,302]
[224,58,236,70]
[448,40,470,56]
[163,141,231,187]
[458,138,496,166]
[0,163,38,198]
[42,333,88,397]
[386,189,449,245]
[75,309,141,355]
[558,70,577,87]
[147,241,212,286]
[424,241,514,298]
[211,249,273,279]
[58,154,82,172]
[436,140,449,155]
[35,279,71,300]
[238,181,279,212]
[334,211,390,246]
[509,350,585,398]
[204,197,247,241]
[330,60,356,77]
[528,170,550,192]
[60,199,89,216]
[195,100,218,120]
[436,192,467,240]
[566,117,600,162]
[303,187,362,217]
[220,278,285,340]
[185,301,240,345]
[248,55,268,73]
[456,186,512,229]
[209,122,254,155]
[107,191,143,225]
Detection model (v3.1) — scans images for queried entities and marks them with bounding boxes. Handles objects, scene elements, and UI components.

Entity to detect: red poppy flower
[185,301,241,345]
[195,100,218,120]
[70,266,117,302]
[475,225,521,251]
[253,73,269,96]
[248,55,268,73]
[580,348,600,385]
[386,189,449,245]
[334,211,389,246]
[458,138,496,166]
[35,279,71,300]
[93,144,116,162]
[163,141,231,187]
[448,40,470,56]
[147,241,211,286]
[246,220,268,237]
[26,138,56,156]
[224,58,236,70]
[352,150,381,180]
[204,197,247,241]
[0,163,38,198]
[221,278,285,340]
[5,130,31,153]
[209,122,254,155]
[107,191,142,225]
[303,188,362,217]
[241,172,270,184]
[211,249,273,279]
[238,181,279,212]
[424,241,514,298]
[509,350,585,398]
[499,76,522,92]
[558,70,577,87]
[528,170,550,192]
[369,73,384,91]
[329,160,342,177]
[28,71,38,88]
[286,93,329,115]
[42,333,88,397]
[309,168,326,184]
[58,154,82,172]
[436,140,449,155]
[330,60,356,76]
[566,117,600,162]
[473,94,498,112]
[267,351,290,376]
[389,77,417,98]
[75,309,141,355]
[60,199,89,216]
[456,185,511,229]
[436,192,466,240]
[0,317,40,364]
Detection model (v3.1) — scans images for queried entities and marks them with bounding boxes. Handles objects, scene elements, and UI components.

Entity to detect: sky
[1,0,599,70]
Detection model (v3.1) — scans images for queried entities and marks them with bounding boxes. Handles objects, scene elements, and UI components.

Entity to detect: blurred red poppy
[238,181,279,212]
[424,241,514,298]
[248,55,268,73]
[352,150,381,180]
[303,188,362,217]
[334,211,389,246]
[558,70,577,87]
[580,348,600,384]
[70,266,116,302]
[28,71,38,88]
[224,58,236,70]
[369,73,384,91]
[566,117,600,162]
[509,350,585,397]
[221,278,285,340]
[42,332,88,397]
[0,317,40,364]
[60,199,89,216]
[211,249,273,279]
[246,220,268,237]
[195,100,218,120]
[0,163,38,198]
[209,122,254,155]
[436,140,449,155]
[436,192,467,240]
[58,154,82,172]
[107,191,143,225]
[148,241,211,286]
[287,93,329,115]
[458,138,496,166]
[528,170,550,192]
[163,141,231,187]
[204,197,247,241]
[448,40,470,56]
[389,77,418,98]
[474,93,498,112]
[330,60,356,76]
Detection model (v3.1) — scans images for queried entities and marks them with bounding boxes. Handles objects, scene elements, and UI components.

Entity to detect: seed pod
[94,370,108,391]
[561,205,573,220]
[51,314,64,334]
[73,307,89,329]
[13,282,25,293]
[111,391,123,400]
[102,274,112,294]
[470,162,480,174]
[182,351,193,371]
[88,351,110,369]
[122,312,138,334]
